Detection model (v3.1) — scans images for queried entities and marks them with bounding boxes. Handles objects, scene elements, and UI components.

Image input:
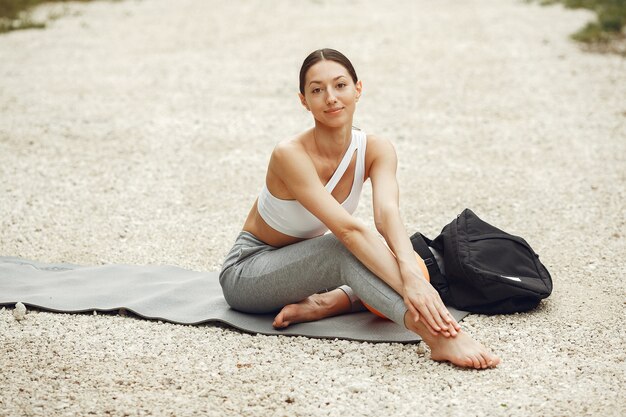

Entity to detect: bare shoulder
[271,131,307,157]
[268,131,314,177]
[365,133,396,153]
[365,133,397,173]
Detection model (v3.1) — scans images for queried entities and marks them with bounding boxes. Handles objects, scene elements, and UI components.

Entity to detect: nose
[325,89,337,104]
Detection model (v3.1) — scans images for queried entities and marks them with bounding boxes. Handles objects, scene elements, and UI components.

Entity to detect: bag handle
[409,232,445,281]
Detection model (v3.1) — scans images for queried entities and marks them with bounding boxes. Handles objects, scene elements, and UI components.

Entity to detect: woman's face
[299,60,362,128]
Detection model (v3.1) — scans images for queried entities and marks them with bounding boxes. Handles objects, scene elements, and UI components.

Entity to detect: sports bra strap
[324,137,358,192]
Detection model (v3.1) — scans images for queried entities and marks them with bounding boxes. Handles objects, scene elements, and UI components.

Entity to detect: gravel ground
[1,0,625,416]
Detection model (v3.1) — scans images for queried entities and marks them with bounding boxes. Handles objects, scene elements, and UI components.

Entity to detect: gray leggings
[218,230,409,327]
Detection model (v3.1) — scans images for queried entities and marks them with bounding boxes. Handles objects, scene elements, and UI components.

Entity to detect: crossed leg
[223,232,500,369]
[273,288,501,370]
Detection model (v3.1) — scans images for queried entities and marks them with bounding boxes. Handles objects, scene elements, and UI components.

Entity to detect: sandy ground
[1,0,625,415]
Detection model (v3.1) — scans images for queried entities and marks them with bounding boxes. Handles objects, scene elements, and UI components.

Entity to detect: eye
[337,82,347,89]
[311,87,322,94]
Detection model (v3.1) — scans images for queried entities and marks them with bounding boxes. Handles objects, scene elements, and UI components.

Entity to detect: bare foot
[273,289,351,329]
[406,313,501,369]
[427,330,501,369]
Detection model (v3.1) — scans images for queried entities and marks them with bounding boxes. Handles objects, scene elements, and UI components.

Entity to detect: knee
[219,268,280,314]
[220,282,261,314]
[320,233,354,260]
[321,233,373,282]
[219,267,246,312]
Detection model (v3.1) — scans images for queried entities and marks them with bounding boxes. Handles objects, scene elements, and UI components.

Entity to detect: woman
[219,49,500,369]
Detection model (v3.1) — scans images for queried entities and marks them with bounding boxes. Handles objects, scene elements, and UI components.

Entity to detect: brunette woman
[219,49,500,369]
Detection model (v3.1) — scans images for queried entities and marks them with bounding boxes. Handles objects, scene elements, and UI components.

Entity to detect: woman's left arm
[368,135,461,335]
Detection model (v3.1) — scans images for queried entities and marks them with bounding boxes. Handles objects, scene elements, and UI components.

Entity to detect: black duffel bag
[410,208,553,314]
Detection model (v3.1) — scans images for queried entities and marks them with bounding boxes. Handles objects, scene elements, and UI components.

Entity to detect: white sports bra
[257,129,367,239]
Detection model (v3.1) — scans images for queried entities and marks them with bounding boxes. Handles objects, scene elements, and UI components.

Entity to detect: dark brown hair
[299,49,358,94]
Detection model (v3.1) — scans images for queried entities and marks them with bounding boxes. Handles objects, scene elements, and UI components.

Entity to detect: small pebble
[13,302,26,321]
[347,382,368,393]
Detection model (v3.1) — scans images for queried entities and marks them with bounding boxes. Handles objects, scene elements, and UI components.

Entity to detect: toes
[481,350,499,368]
[462,356,475,368]
[477,353,488,369]
[482,352,500,368]
[272,311,288,328]
[484,356,494,368]
[468,355,481,369]
[490,355,501,367]
[470,354,489,369]
[274,321,289,329]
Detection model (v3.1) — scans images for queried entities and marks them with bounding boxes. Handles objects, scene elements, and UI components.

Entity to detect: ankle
[403,311,448,346]
[311,293,333,313]
[318,289,352,315]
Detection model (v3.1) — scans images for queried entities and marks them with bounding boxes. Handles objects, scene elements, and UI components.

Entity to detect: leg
[220,232,500,369]
[274,244,441,328]
[272,286,356,328]
[221,232,408,324]
[275,293,500,369]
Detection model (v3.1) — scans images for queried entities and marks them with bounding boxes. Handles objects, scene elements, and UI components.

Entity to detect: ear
[298,92,310,111]
[355,80,363,102]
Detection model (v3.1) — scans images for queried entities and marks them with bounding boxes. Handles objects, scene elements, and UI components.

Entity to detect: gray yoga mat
[0,256,468,343]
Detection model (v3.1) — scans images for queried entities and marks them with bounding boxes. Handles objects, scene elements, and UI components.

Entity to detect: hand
[403,276,461,337]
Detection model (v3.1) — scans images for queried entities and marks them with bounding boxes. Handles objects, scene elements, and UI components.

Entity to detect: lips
[324,107,344,114]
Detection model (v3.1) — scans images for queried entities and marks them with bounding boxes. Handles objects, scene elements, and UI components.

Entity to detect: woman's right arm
[270,143,452,336]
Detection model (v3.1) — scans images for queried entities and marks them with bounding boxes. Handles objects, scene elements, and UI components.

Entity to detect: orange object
[362,249,430,320]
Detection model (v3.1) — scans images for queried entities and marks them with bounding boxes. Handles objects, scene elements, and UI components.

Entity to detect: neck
[312,121,353,158]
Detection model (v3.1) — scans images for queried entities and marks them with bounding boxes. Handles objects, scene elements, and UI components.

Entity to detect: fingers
[408,301,438,336]
[417,310,453,338]
[418,299,461,338]
[426,302,450,333]
[422,317,441,337]
[440,316,458,337]
[417,304,441,333]
[432,293,461,335]
[421,305,456,338]
[443,308,461,331]
[406,285,463,338]
[450,317,461,332]
[432,292,458,327]
[421,297,455,335]
[436,303,459,336]
[406,302,420,323]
